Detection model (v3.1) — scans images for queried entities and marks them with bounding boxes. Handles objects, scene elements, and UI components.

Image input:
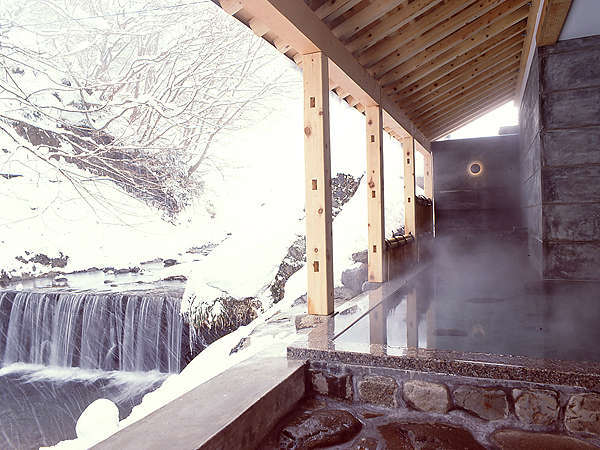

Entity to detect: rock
[491,430,598,450]
[565,393,600,436]
[76,399,119,439]
[162,275,187,282]
[279,409,362,449]
[292,294,307,306]
[341,263,367,293]
[403,380,450,414]
[358,375,398,407]
[270,236,305,303]
[354,437,378,450]
[229,337,250,355]
[361,281,380,292]
[513,388,559,426]
[295,314,329,331]
[453,385,508,421]
[352,250,368,264]
[310,370,353,401]
[378,422,485,450]
[163,258,177,267]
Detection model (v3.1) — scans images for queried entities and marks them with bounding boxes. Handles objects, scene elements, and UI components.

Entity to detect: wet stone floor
[258,396,598,450]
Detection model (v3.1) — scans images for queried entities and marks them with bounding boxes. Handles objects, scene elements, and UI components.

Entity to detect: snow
[75,399,119,440]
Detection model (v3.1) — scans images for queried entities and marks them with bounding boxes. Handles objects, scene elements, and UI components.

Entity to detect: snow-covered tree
[0,0,296,214]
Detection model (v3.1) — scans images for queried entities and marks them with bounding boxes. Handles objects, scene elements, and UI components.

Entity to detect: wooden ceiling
[220,0,542,140]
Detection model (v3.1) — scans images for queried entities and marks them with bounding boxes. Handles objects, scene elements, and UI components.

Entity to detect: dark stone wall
[520,35,600,280]
[432,135,521,237]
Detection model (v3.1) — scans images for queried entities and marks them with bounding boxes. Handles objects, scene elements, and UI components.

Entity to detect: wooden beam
[413,60,519,123]
[536,0,573,46]
[366,0,505,76]
[220,0,430,151]
[402,136,416,236]
[423,150,433,200]
[516,0,543,103]
[381,3,529,88]
[332,0,405,41]
[347,0,444,54]
[387,20,526,98]
[366,105,385,283]
[303,52,334,316]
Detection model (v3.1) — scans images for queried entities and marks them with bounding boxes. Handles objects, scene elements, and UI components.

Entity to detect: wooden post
[368,289,387,353]
[424,151,433,200]
[366,105,385,283]
[303,52,334,316]
[423,149,434,237]
[402,136,416,237]
[407,287,418,348]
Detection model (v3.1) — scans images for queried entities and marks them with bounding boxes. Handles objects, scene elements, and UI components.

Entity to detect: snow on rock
[75,399,119,440]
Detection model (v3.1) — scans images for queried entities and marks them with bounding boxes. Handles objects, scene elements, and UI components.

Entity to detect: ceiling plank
[411,60,521,118]
[389,21,526,99]
[402,40,523,106]
[219,0,430,149]
[536,0,573,46]
[427,93,515,139]
[365,0,502,75]
[347,0,445,54]
[332,0,406,41]
[379,1,530,86]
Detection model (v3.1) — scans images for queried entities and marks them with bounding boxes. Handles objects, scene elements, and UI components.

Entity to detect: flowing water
[0,290,195,449]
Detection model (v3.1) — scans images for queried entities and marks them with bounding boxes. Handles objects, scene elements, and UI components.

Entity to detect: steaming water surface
[335,237,600,363]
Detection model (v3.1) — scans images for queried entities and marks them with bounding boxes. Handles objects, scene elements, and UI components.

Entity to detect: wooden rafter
[380,1,529,87]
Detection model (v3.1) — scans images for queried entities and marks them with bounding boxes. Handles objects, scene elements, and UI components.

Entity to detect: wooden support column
[402,136,416,237]
[303,52,334,316]
[424,151,433,200]
[407,288,418,348]
[366,105,385,283]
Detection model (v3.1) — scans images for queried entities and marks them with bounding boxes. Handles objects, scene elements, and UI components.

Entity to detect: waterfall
[0,291,190,373]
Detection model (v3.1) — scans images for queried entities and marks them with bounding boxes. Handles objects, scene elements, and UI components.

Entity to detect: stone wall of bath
[306,360,600,449]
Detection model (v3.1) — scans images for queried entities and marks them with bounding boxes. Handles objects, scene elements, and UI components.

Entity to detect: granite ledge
[287,345,600,391]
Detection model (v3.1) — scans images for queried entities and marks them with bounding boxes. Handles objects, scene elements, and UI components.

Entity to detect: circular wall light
[468,161,484,176]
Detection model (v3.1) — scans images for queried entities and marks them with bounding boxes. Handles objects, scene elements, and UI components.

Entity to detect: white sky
[440,101,519,140]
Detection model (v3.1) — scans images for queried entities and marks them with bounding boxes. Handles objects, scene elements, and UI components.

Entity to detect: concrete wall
[432,135,521,237]
[520,35,600,280]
